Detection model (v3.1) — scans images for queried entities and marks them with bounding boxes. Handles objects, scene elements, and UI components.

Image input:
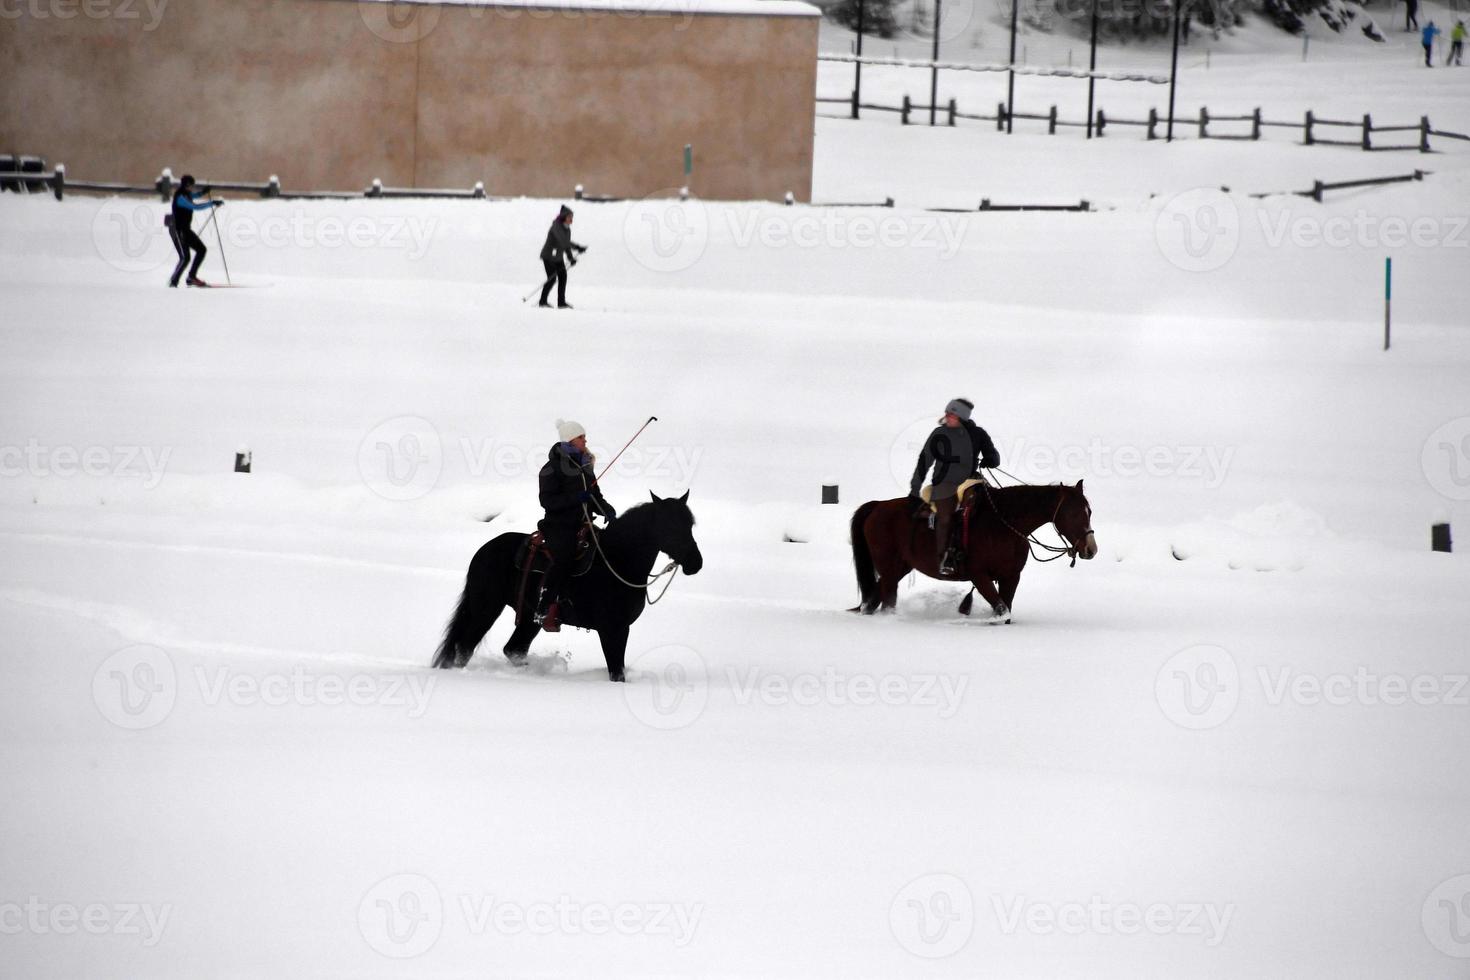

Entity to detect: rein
[586,516,682,604]
[979,475,1080,567]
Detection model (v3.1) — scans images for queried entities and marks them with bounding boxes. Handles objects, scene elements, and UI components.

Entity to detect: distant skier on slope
[1422,21,1442,65]
[1448,21,1465,65]
[538,205,587,309]
[535,418,617,631]
[166,175,224,288]
[908,398,1001,576]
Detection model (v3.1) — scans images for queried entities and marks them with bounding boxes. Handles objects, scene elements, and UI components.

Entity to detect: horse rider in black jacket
[536,418,617,630]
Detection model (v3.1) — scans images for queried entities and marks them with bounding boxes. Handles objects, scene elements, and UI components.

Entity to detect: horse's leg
[597,623,629,682]
[877,557,911,612]
[968,575,1009,621]
[997,571,1021,624]
[502,615,539,666]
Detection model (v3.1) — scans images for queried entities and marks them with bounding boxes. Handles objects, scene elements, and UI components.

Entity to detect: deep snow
[2,27,1470,979]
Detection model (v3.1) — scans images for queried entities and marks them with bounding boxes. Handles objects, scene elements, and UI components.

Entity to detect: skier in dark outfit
[167,175,223,288]
[538,205,587,308]
[535,419,617,631]
[909,397,1001,575]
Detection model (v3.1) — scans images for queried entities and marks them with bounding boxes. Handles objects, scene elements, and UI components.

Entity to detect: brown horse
[850,481,1097,621]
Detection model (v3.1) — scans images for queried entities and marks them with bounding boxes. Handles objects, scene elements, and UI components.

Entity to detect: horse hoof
[504,652,527,667]
[609,671,626,683]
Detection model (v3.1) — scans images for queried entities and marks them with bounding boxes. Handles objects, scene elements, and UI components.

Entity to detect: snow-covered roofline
[353,0,820,17]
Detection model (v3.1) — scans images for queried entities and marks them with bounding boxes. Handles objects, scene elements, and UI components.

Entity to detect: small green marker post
[684,144,692,180]
[1383,257,1391,352]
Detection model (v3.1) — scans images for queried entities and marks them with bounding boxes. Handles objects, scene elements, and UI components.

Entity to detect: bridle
[981,473,1091,567]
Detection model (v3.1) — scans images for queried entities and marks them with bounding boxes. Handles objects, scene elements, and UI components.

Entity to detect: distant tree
[826,0,902,39]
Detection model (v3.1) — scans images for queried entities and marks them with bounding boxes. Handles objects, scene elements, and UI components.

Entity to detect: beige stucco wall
[0,0,818,200]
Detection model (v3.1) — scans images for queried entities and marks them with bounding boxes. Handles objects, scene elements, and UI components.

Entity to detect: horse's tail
[431,582,473,669]
[850,500,881,608]
[431,536,515,669]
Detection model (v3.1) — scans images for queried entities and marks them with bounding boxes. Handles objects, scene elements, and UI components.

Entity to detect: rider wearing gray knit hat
[909,397,1001,575]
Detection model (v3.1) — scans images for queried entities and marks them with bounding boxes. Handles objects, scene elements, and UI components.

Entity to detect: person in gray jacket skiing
[538,205,587,308]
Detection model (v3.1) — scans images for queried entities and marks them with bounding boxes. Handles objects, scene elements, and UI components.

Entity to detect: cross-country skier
[167,175,223,288]
[1405,0,1419,31]
[535,419,616,631]
[1423,21,1441,66]
[538,205,587,309]
[909,398,1001,575]
[1448,21,1465,65]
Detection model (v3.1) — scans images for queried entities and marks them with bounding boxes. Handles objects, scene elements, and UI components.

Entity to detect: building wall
[0,0,818,201]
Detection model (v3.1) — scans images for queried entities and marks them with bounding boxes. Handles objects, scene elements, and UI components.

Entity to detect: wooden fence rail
[818,96,1464,154]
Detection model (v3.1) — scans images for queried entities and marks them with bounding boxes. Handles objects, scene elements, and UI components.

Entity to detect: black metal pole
[1006,0,1019,133]
[930,0,942,125]
[1086,0,1099,138]
[853,0,864,119]
[1166,0,1181,142]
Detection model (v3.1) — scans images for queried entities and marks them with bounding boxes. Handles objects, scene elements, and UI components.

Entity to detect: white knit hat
[556,418,586,442]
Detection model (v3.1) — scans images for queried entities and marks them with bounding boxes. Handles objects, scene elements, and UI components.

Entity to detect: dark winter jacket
[910,419,1000,496]
[539,442,614,526]
[170,186,216,234]
[539,207,585,264]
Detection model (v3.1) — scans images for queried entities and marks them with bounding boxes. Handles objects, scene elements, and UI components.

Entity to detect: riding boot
[933,490,959,575]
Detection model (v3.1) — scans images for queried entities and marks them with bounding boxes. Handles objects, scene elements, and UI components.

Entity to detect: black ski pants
[169,226,207,286]
[539,259,568,306]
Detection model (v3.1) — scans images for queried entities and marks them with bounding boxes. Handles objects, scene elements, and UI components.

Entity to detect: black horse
[431,491,703,681]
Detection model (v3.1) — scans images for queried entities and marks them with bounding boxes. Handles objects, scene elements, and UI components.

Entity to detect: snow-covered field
[3,25,1470,978]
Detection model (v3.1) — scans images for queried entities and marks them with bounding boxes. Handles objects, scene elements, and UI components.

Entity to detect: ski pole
[203,192,231,285]
[593,416,658,484]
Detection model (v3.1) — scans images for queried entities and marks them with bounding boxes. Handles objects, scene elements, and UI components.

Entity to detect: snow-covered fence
[819,95,1465,154]
[1248,168,1429,201]
[0,168,500,202]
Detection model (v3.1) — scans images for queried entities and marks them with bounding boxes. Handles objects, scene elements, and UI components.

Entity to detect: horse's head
[648,490,703,575]
[1055,481,1098,561]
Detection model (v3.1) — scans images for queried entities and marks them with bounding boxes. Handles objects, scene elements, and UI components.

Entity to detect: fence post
[948,97,956,126]
[1199,106,1209,139]
[1362,114,1372,151]
[1312,180,1324,204]
[851,88,859,120]
[264,174,281,198]
[156,169,173,202]
[51,163,65,201]
[1096,108,1106,136]
[901,95,911,125]
[1420,116,1431,153]
[1048,105,1058,135]
[1304,110,1314,146]
[1251,107,1261,141]
[979,198,992,211]
[997,101,1007,132]
[1147,107,1158,141]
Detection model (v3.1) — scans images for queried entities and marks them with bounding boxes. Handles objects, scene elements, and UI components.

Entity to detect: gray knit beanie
[944,398,974,421]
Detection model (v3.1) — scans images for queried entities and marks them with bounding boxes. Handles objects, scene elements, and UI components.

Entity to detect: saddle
[919,476,989,510]
[514,526,597,577]
[513,525,597,626]
[918,479,991,575]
